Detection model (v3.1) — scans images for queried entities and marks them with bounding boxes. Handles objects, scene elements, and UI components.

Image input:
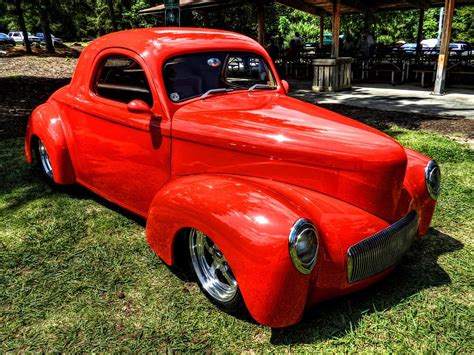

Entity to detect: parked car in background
[25,28,440,328]
[304,42,317,53]
[400,43,417,54]
[35,32,63,46]
[394,40,406,48]
[421,42,472,56]
[401,42,430,55]
[449,42,471,51]
[421,38,438,49]
[8,31,40,44]
[0,32,16,46]
[317,33,345,46]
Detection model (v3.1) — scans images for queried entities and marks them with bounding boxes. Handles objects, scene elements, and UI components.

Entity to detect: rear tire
[34,138,57,187]
[186,228,245,314]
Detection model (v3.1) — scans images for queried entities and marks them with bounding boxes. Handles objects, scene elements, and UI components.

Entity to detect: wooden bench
[413,69,434,87]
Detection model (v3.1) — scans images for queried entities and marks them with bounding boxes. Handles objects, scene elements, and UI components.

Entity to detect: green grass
[1,128,473,352]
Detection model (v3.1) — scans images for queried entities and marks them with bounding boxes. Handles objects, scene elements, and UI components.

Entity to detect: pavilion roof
[140,0,474,16]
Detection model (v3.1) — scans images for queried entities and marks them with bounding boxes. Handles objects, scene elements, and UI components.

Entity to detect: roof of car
[87,27,262,57]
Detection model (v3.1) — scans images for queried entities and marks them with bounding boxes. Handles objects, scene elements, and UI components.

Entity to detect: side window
[94,55,153,107]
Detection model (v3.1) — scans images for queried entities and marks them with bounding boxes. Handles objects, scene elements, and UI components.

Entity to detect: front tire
[187,228,245,314]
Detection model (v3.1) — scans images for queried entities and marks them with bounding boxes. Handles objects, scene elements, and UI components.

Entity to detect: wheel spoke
[209,261,219,277]
[204,238,214,255]
[221,268,236,286]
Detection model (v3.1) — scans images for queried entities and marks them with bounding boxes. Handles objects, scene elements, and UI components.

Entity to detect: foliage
[0,0,472,44]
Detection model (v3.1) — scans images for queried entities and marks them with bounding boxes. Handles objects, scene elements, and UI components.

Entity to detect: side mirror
[281,80,290,94]
[127,100,152,114]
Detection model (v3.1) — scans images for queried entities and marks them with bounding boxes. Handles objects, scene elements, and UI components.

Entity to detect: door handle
[128,115,162,132]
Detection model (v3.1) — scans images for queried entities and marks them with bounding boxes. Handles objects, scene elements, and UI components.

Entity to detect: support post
[319,15,324,49]
[331,0,341,58]
[433,0,455,95]
[257,0,265,45]
[416,9,424,63]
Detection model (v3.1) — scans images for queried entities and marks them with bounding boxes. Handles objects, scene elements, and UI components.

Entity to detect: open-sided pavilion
[140,0,474,95]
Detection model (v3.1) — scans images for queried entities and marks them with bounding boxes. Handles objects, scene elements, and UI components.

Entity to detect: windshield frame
[162,50,279,104]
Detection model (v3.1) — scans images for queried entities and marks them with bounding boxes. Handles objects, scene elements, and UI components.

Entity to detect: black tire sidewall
[34,139,57,187]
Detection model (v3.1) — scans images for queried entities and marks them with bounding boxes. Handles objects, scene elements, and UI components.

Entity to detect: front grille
[347,211,419,283]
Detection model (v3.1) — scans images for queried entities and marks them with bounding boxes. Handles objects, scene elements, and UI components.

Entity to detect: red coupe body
[25,28,438,328]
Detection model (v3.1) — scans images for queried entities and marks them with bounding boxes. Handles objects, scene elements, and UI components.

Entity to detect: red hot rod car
[25,28,441,328]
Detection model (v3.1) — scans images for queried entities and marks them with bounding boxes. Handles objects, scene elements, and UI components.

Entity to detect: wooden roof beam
[276,0,330,16]
[339,0,371,12]
[402,0,432,9]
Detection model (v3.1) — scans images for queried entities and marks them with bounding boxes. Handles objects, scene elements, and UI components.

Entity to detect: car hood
[172,92,408,221]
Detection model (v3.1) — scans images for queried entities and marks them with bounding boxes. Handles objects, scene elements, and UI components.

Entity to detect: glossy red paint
[25,28,438,328]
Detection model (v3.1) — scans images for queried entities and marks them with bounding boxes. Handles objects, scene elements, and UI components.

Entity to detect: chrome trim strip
[425,160,441,200]
[289,218,319,275]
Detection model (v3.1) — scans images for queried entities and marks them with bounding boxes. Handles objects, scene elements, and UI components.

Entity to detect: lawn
[1,127,473,352]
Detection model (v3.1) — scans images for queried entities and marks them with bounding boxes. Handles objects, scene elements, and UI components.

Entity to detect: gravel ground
[0,56,473,143]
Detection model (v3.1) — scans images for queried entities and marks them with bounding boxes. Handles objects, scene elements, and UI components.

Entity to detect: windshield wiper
[200,88,233,99]
[248,84,276,91]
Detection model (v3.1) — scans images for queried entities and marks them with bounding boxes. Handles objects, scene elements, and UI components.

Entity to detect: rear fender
[25,101,75,184]
[146,174,312,327]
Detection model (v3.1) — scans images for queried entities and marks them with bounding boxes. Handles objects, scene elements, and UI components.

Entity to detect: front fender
[25,100,75,184]
[403,147,436,235]
[146,174,312,327]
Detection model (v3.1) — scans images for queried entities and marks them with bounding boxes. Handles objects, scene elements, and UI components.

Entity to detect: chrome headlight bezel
[288,218,319,274]
[425,160,441,200]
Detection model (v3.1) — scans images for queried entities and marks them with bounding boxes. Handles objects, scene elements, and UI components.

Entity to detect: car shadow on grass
[63,184,147,228]
[270,228,463,344]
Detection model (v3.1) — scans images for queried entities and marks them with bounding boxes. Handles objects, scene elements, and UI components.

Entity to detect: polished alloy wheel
[189,229,238,303]
[38,140,53,179]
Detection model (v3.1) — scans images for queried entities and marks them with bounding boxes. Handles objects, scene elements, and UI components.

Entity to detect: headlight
[289,218,318,274]
[425,160,441,200]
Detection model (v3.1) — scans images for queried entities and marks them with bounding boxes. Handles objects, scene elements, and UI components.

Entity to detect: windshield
[163,52,276,102]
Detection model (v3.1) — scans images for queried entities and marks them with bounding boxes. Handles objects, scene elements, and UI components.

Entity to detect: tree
[106,0,118,32]
[38,0,54,53]
[13,0,32,54]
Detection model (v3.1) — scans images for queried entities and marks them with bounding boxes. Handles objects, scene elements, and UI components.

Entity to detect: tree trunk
[39,0,55,54]
[14,0,32,54]
[106,0,118,32]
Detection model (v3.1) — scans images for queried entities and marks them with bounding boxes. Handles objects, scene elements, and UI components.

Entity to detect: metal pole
[319,15,324,49]
[415,9,424,63]
[437,7,444,45]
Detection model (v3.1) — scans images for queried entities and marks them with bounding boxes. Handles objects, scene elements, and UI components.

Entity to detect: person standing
[365,31,375,57]
[358,33,370,58]
[267,39,279,61]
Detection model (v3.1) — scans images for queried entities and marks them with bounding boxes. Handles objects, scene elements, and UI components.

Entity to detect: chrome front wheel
[188,229,242,308]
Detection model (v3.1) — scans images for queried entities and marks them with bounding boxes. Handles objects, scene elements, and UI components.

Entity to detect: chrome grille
[347,211,419,283]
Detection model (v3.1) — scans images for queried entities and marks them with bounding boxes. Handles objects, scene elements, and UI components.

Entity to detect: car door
[11,32,21,42]
[66,48,171,216]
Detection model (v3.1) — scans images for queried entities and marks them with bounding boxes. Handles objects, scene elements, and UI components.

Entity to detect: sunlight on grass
[1,128,472,352]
